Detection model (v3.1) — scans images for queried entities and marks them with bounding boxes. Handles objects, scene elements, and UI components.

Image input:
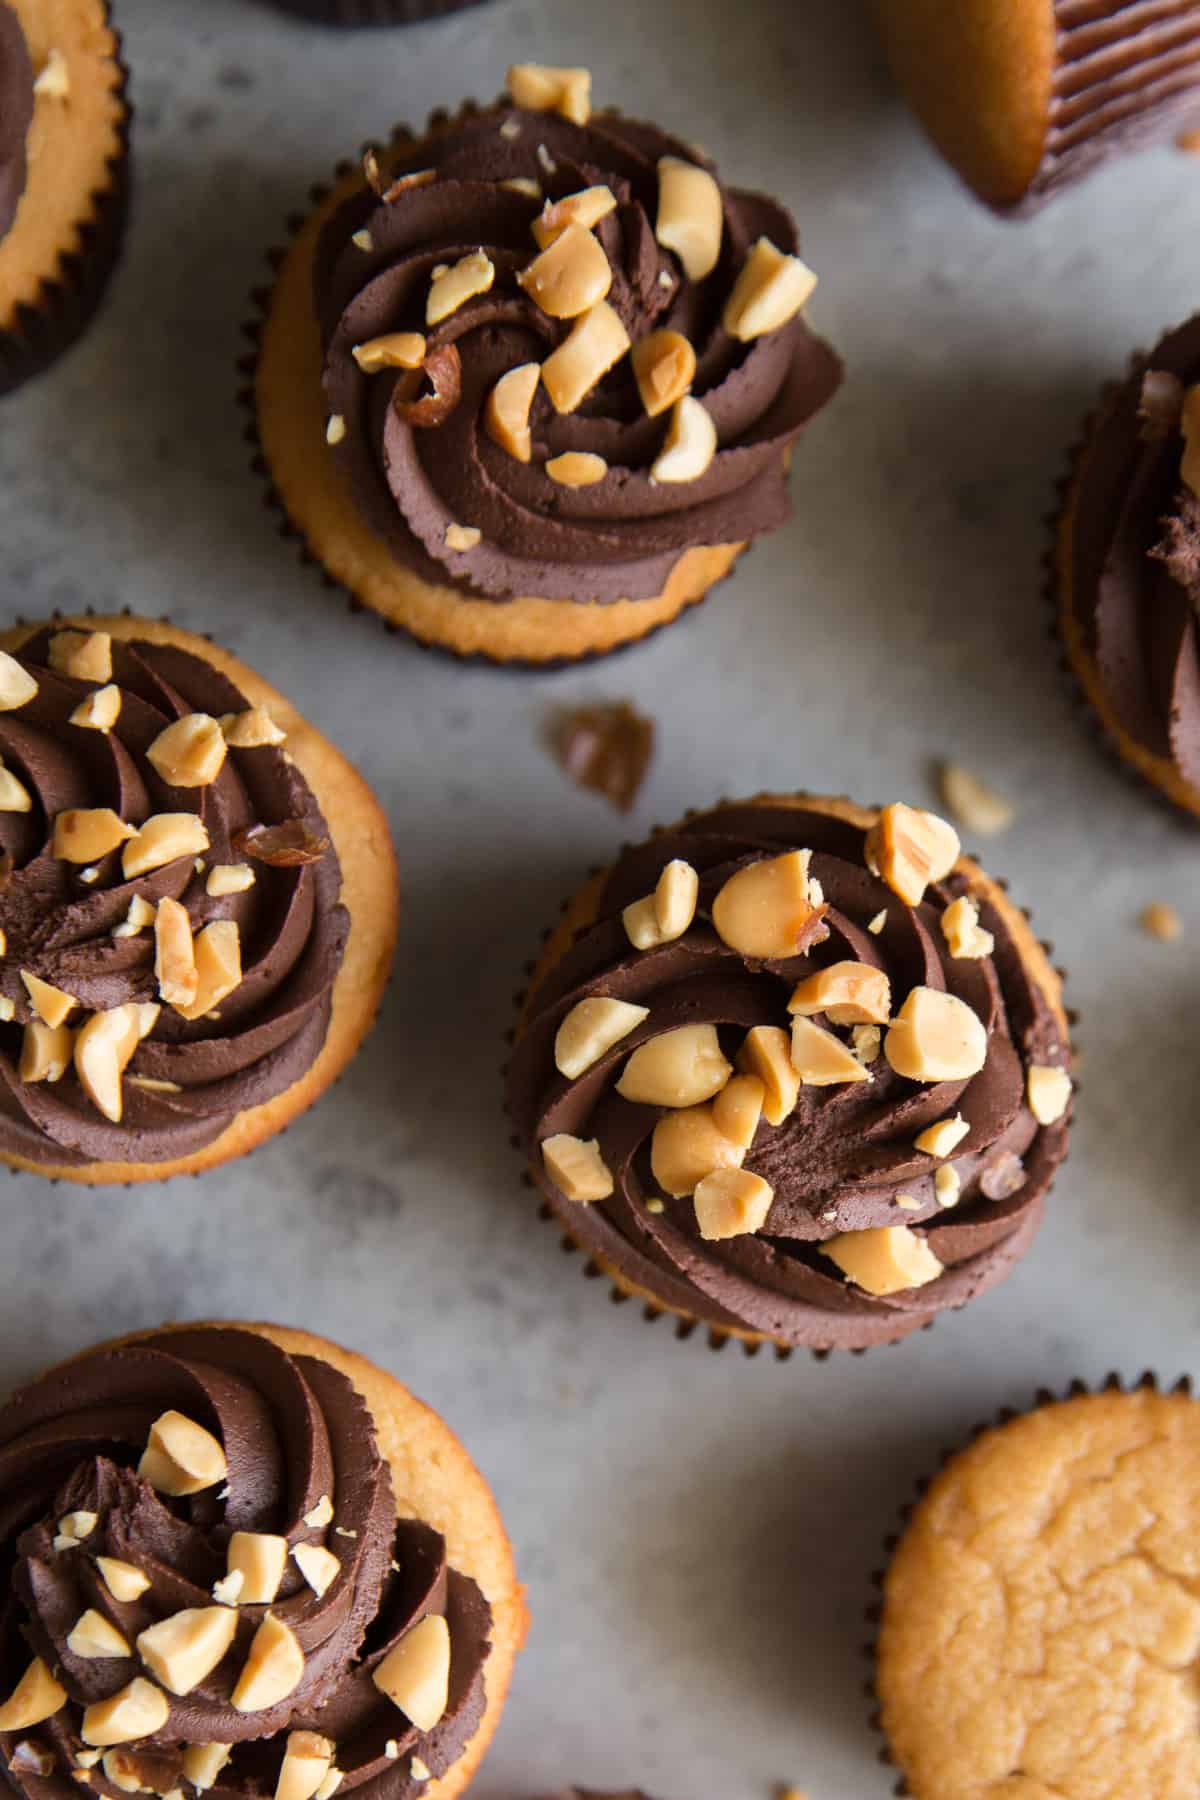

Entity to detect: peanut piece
[444,524,481,552]
[19,1020,73,1084]
[0,1660,67,1732]
[181,1748,231,1793]
[33,49,69,99]
[303,1497,334,1529]
[542,301,631,413]
[0,762,30,811]
[173,921,242,1021]
[231,1615,304,1713]
[70,685,122,733]
[206,864,255,897]
[219,708,286,749]
[58,1511,97,1543]
[507,63,591,125]
[541,1133,613,1202]
[275,1735,334,1800]
[787,961,891,1026]
[790,1016,873,1086]
[155,899,198,1010]
[631,330,696,418]
[884,987,988,1083]
[710,1073,765,1150]
[427,252,495,326]
[351,333,427,374]
[693,1167,773,1240]
[1027,1064,1071,1125]
[147,716,227,789]
[54,808,135,863]
[712,850,820,959]
[655,157,722,281]
[292,1543,340,1600]
[21,971,77,1028]
[615,1022,731,1108]
[1140,900,1182,942]
[546,451,608,486]
[650,1102,744,1197]
[913,1113,969,1158]
[0,652,37,710]
[554,997,649,1079]
[74,1005,146,1122]
[81,1680,169,1748]
[532,184,616,247]
[113,894,156,938]
[49,631,112,683]
[820,1225,943,1296]
[211,1573,243,1607]
[518,224,611,319]
[940,894,994,960]
[650,394,716,483]
[736,1025,800,1125]
[97,1560,150,1604]
[138,1411,227,1497]
[123,815,210,878]
[326,416,346,447]
[935,1166,961,1208]
[864,803,960,906]
[101,1752,152,1794]
[938,762,1014,836]
[67,1611,132,1660]
[485,363,540,462]
[226,1533,288,1605]
[622,859,700,949]
[722,237,816,340]
[372,1615,450,1732]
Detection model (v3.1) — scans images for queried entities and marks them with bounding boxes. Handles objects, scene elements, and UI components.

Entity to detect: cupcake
[1054,318,1200,819]
[0,0,130,395]
[875,1377,1199,1797]
[872,0,1200,213]
[505,794,1073,1354]
[0,615,399,1183]
[0,1321,526,1800]
[259,0,489,24]
[248,64,842,666]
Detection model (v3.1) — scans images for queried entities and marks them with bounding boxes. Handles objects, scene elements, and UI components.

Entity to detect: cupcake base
[0,614,401,1186]
[1053,427,1200,822]
[511,792,1071,1356]
[0,0,130,395]
[54,1321,528,1800]
[247,138,745,668]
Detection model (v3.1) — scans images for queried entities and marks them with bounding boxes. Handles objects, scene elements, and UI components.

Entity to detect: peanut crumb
[1140,900,1182,942]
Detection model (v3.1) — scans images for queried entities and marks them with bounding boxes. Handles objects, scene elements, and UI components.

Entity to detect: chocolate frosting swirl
[0,2,32,244]
[1066,317,1200,796]
[507,801,1071,1349]
[314,100,842,606]
[0,1328,492,1800]
[0,629,348,1169]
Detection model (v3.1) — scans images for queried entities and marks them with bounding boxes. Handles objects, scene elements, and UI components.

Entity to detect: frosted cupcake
[507,794,1073,1353]
[249,64,842,665]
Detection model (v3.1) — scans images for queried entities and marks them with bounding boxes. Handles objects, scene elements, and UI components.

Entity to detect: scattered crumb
[1177,128,1200,153]
[1139,900,1182,942]
[776,1786,808,1800]
[937,761,1014,836]
[547,701,654,813]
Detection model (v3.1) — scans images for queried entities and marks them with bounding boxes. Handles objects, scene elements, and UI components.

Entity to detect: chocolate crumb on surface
[547,701,654,812]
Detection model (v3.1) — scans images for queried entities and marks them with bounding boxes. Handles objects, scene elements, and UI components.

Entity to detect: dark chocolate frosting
[0,2,32,244]
[1066,316,1200,796]
[0,629,349,1168]
[314,99,842,606]
[507,801,1071,1350]
[0,1328,492,1800]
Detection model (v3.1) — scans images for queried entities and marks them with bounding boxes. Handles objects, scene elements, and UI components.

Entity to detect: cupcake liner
[236,106,748,670]
[502,794,1077,1362]
[864,1369,1192,1796]
[1046,342,1200,825]
[0,2,131,398]
[261,0,491,23]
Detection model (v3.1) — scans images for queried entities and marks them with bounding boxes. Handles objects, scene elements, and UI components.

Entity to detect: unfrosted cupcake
[876,1377,1200,1797]
[1054,317,1200,819]
[0,0,129,394]
[0,1321,526,1800]
[873,0,1200,213]
[249,64,842,665]
[0,615,398,1183]
[506,794,1074,1353]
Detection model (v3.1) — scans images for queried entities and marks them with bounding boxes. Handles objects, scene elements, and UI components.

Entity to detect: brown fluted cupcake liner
[1046,344,1200,825]
[502,793,1077,1362]
[261,0,491,24]
[0,2,131,398]
[865,1369,1192,1797]
[237,102,752,670]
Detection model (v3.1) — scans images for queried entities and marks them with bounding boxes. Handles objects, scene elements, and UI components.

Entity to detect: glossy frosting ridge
[0,2,32,244]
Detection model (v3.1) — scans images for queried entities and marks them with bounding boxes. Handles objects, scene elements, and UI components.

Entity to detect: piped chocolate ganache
[507,799,1073,1349]
[314,63,842,606]
[1066,319,1200,799]
[0,628,347,1168]
[0,1328,492,1800]
[0,4,33,243]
